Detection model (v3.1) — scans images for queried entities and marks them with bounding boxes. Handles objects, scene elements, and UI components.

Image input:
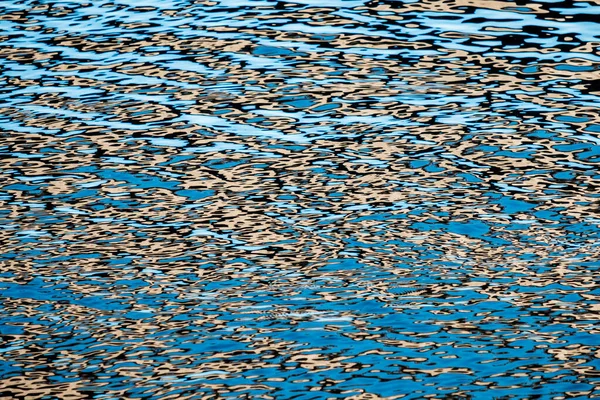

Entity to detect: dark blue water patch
[584,124,600,133]
[565,222,600,233]
[555,64,594,72]
[76,296,126,312]
[577,146,600,160]
[68,189,99,199]
[553,171,575,180]
[253,45,298,57]
[424,163,445,172]
[283,98,315,108]
[3,184,41,192]
[528,130,554,139]
[123,311,155,320]
[97,170,179,189]
[412,220,490,239]
[0,324,25,335]
[494,150,535,159]
[114,279,149,289]
[174,189,215,200]
[0,279,67,302]
[556,116,590,123]
[0,362,24,380]
[410,160,429,168]
[553,143,591,152]
[522,66,539,73]
[494,196,537,214]
[313,103,340,111]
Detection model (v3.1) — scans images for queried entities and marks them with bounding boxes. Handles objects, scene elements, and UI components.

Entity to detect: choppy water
[1,0,600,398]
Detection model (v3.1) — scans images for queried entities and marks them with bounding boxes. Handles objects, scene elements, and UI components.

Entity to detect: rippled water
[1,0,600,398]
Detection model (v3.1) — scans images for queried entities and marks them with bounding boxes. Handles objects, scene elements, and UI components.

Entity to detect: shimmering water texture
[2,0,600,399]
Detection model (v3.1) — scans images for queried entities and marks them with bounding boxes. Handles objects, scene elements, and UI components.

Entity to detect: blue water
[1,0,600,398]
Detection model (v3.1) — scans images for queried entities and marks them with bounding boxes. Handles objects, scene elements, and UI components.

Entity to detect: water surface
[1,0,600,398]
